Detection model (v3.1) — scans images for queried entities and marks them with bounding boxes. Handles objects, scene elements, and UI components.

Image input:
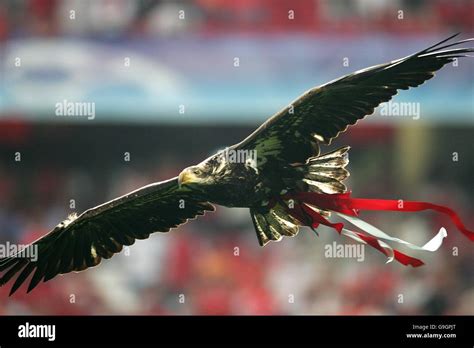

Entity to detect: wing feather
[235,34,473,165]
[0,177,214,295]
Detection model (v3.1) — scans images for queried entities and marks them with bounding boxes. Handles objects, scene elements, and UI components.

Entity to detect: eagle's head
[178,153,227,188]
[178,165,209,187]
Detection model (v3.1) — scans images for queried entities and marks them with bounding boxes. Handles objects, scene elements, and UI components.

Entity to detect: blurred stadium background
[0,0,473,315]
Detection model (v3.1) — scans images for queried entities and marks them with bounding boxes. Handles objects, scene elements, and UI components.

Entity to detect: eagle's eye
[193,168,203,176]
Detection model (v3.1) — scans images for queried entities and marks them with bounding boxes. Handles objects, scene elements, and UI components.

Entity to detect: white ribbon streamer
[336,212,447,252]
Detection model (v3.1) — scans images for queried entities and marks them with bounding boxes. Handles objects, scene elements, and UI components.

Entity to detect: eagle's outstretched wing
[0,177,214,295]
[235,34,473,165]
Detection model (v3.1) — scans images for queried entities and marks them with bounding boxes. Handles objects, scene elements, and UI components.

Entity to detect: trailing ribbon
[283,192,474,240]
[337,212,448,252]
[277,192,473,267]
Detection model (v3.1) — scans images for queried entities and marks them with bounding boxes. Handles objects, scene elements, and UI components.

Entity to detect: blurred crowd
[0,0,472,40]
[0,124,472,315]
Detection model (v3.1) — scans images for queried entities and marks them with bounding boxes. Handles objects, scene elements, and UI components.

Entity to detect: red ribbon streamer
[284,197,425,267]
[352,231,424,267]
[283,192,474,241]
[275,192,473,267]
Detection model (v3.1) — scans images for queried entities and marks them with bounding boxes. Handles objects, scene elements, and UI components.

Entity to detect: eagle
[1,34,473,295]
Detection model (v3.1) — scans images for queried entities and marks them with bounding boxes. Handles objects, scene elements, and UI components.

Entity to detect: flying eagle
[1,34,473,295]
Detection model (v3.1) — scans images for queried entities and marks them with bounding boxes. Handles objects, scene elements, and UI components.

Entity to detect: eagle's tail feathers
[299,146,350,194]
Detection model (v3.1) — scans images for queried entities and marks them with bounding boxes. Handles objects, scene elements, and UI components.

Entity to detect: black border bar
[0,315,472,346]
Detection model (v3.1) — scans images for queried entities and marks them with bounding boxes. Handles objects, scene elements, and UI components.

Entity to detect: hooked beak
[178,169,197,187]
